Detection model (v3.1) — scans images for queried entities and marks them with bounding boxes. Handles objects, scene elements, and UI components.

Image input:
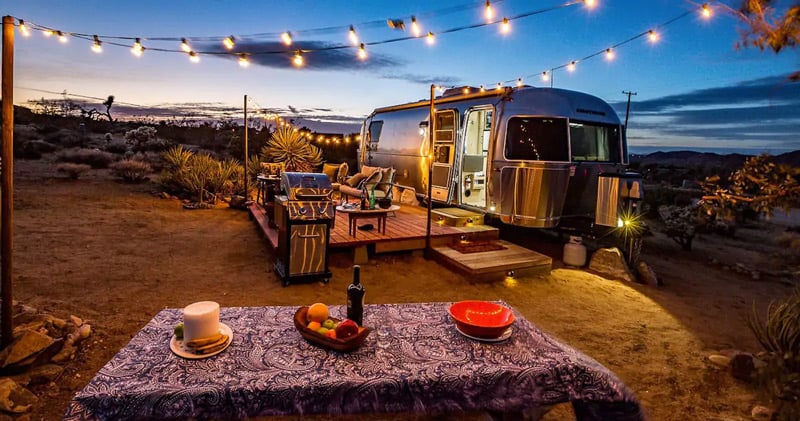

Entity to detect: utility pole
[243,95,248,200]
[2,16,15,347]
[622,90,637,128]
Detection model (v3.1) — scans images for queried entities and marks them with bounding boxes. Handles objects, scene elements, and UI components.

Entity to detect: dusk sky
[6,0,799,154]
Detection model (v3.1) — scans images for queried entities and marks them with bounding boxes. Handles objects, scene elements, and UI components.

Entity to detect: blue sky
[5,0,799,153]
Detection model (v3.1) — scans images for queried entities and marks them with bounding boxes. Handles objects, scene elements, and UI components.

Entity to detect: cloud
[379,73,463,86]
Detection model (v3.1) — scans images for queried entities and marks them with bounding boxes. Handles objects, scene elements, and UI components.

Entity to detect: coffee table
[335,205,400,237]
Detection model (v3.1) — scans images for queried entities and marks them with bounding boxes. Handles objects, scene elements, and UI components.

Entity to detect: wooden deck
[431,240,552,281]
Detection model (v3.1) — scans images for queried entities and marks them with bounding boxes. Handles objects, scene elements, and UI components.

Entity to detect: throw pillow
[322,163,340,181]
[337,162,349,183]
[360,170,382,191]
[378,167,396,194]
[345,173,366,187]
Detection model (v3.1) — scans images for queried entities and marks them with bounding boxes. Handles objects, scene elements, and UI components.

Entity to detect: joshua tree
[262,126,323,172]
[102,95,115,122]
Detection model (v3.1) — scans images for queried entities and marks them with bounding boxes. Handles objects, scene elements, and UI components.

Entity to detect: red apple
[335,319,359,339]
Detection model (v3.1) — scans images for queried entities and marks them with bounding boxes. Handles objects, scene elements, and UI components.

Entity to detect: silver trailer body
[359,86,641,232]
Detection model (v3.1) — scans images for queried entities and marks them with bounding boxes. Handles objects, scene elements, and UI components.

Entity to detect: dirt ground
[9,159,796,420]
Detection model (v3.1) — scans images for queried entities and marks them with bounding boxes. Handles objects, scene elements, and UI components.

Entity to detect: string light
[495,82,502,91]
[131,38,144,56]
[516,78,523,87]
[426,31,435,45]
[462,87,470,94]
[17,19,30,37]
[702,4,712,19]
[180,38,191,53]
[281,31,293,46]
[479,85,485,92]
[501,17,510,34]
[293,50,303,67]
[485,0,494,21]
[411,16,421,37]
[348,25,358,45]
[91,35,102,53]
[188,51,200,63]
[605,47,614,61]
[584,0,597,9]
[56,30,68,43]
[567,61,576,72]
[358,43,367,60]
[648,29,659,43]
[223,36,235,50]
[238,53,250,67]
[541,71,550,82]
[43,29,53,37]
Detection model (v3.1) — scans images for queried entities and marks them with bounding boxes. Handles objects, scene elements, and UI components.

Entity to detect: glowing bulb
[132,38,144,56]
[437,85,445,93]
[648,30,658,43]
[411,16,421,37]
[56,31,67,43]
[584,0,597,8]
[485,0,494,20]
[605,48,614,61]
[238,53,250,67]
[702,4,712,19]
[426,32,435,45]
[541,71,550,82]
[358,43,367,60]
[91,35,102,53]
[567,61,576,72]
[181,38,191,53]
[349,25,358,45]
[496,83,502,91]
[189,51,200,63]
[44,30,53,37]
[516,78,523,87]
[18,20,30,37]
[501,17,510,34]
[462,87,470,94]
[293,50,303,67]
[223,36,235,50]
[281,31,293,46]
[479,85,485,92]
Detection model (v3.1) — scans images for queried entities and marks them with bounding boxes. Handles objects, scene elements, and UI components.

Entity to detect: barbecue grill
[274,172,335,287]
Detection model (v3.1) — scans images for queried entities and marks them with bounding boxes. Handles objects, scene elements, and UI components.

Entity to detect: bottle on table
[360,187,367,210]
[369,188,376,210]
[347,265,365,326]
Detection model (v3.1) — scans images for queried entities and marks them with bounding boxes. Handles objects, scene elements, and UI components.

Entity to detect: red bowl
[448,301,514,339]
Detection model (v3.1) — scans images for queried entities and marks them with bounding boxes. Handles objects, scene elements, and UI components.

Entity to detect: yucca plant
[262,127,322,172]
[161,145,194,193]
[747,287,800,419]
[180,153,218,203]
[208,158,242,200]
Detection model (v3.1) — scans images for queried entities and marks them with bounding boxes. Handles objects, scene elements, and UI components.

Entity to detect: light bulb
[485,0,494,20]
[479,85,485,92]
[358,43,367,60]
[605,48,614,61]
[223,36,235,50]
[501,17,510,34]
[516,78,523,87]
[495,83,502,91]
[132,38,144,56]
[44,30,53,37]
[189,51,200,63]
[462,87,470,94]
[181,38,191,53]
[411,17,421,37]
[349,25,358,45]
[426,32,435,45]
[92,35,102,53]
[18,20,30,37]
[57,31,67,43]
[702,4,712,19]
[238,53,250,67]
[584,0,597,9]
[282,31,293,46]
[293,50,303,67]
[648,30,658,43]
[567,61,576,72]
[541,71,550,82]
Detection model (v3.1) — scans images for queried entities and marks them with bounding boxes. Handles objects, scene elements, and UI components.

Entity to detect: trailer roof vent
[442,86,479,97]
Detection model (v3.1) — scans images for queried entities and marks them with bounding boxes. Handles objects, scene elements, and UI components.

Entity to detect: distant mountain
[631,150,800,171]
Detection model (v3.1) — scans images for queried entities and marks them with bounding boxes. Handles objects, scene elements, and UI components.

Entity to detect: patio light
[223,36,235,50]
[92,35,102,53]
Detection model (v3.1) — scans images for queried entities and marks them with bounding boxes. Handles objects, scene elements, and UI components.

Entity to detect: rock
[160,192,172,199]
[636,261,660,286]
[730,352,756,381]
[78,324,91,340]
[587,247,637,283]
[48,317,67,330]
[50,344,76,364]
[69,315,83,327]
[751,405,774,420]
[707,354,731,368]
[0,378,38,413]
[26,364,63,386]
[2,331,54,368]
[228,195,247,209]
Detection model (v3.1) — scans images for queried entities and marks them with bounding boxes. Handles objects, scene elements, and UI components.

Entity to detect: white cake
[183,301,220,341]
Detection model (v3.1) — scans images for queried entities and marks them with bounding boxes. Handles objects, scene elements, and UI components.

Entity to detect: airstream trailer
[358,86,643,237]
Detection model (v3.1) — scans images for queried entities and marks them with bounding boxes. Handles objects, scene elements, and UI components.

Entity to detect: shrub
[262,127,322,172]
[105,140,129,154]
[104,133,113,143]
[56,163,91,179]
[124,126,170,152]
[110,159,152,183]
[658,205,697,250]
[55,148,115,169]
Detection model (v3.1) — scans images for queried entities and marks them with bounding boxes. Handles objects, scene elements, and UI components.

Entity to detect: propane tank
[563,236,587,267]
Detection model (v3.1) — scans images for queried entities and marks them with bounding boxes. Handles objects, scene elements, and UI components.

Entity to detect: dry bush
[110,159,152,183]
[105,140,129,154]
[55,148,115,169]
[55,163,91,179]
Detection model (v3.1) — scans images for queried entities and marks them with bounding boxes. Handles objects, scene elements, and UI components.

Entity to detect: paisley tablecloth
[63,303,644,420]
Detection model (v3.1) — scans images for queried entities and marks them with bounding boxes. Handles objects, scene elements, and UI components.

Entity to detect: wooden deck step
[431,207,485,227]
[248,203,278,249]
[431,240,551,281]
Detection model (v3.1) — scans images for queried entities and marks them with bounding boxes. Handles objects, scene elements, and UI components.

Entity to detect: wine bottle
[360,187,367,210]
[347,265,365,326]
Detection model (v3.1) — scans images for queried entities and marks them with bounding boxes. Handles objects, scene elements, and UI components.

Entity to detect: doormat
[448,241,507,254]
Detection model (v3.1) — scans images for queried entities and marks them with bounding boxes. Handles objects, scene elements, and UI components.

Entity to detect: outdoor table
[63,302,643,420]
[336,205,400,237]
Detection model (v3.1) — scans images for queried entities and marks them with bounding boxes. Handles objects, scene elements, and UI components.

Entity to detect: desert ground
[9,158,796,420]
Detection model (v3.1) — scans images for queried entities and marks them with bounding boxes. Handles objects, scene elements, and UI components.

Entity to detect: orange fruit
[307,303,329,323]
[307,321,321,331]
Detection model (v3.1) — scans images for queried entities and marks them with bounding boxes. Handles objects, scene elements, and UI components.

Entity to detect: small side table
[335,205,400,238]
[256,175,281,227]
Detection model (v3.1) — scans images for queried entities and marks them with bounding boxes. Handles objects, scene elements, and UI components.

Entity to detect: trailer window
[569,121,621,163]
[368,121,383,144]
[505,117,568,161]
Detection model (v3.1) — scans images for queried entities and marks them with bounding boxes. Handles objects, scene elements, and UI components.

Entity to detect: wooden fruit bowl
[293,306,370,352]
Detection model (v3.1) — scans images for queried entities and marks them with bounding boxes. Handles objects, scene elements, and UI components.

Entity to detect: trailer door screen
[505,117,569,161]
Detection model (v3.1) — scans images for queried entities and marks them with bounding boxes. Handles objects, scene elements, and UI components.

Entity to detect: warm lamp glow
[238,53,250,67]
[485,0,494,20]
[426,32,435,45]
[293,50,303,67]
[501,17,510,34]
[348,25,358,45]
[91,35,102,53]
[648,30,659,43]
[181,38,191,53]
[479,85,485,92]
[495,82,502,91]
[358,43,367,60]
[516,78,523,87]
[605,48,614,61]
[567,61,576,72]
[44,30,53,37]
[584,0,597,9]
[18,20,30,37]
[462,87,469,94]
[281,31,293,46]
[189,51,200,63]
[57,31,67,43]
[131,38,144,56]
[702,4,712,19]
[541,71,549,82]
[411,16,421,37]
[223,36,235,50]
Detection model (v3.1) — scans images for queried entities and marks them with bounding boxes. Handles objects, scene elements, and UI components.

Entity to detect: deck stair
[431,207,484,227]
[431,240,552,281]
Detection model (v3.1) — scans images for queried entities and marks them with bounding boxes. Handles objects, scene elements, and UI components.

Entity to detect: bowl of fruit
[293,303,370,352]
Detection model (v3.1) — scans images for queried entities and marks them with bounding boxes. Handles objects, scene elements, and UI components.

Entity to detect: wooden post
[243,95,248,200]
[424,85,435,259]
[1,16,15,347]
